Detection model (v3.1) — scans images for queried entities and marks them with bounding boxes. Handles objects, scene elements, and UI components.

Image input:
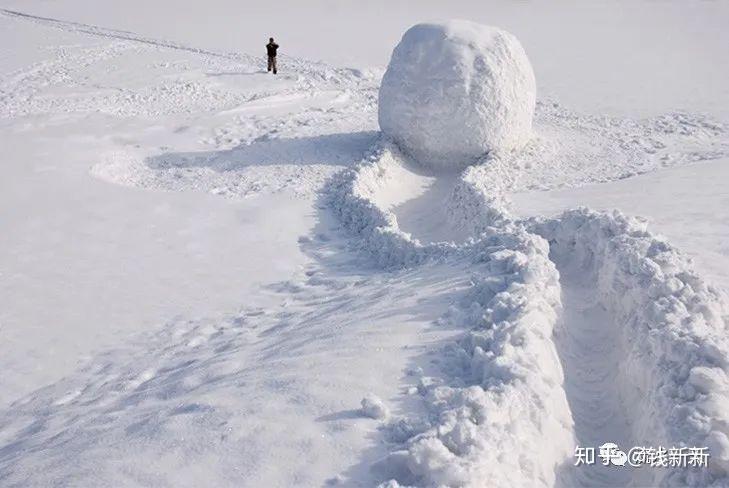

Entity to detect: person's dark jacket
[266,42,279,57]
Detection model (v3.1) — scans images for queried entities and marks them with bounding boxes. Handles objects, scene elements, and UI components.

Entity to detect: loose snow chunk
[361,394,390,420]
[378,20,536,170]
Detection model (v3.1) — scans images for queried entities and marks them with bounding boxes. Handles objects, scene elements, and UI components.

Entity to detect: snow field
[3,6,729,487]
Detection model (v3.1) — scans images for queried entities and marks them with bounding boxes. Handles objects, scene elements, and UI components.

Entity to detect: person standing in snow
[266,37,279,74]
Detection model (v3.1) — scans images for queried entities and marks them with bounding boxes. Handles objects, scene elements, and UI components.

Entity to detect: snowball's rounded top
[378,20,536,169]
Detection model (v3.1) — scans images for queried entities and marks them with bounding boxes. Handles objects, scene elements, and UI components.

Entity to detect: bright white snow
[2,2,729,488]
[360,394,390,420]
[378,20,536,169]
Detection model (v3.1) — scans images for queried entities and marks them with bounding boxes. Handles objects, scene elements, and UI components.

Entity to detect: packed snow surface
[3,4,729,488]
[378,20,536,169]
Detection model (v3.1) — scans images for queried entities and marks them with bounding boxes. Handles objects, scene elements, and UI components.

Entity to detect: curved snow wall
[327,141,457,268]
[329,139,729,486]
[387,229,575,487]
[328,143,576,485]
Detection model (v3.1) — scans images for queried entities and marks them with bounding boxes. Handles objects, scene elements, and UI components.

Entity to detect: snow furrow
[553,275,635,487]
[325,142,580,486]
[331,131,729,486]
[327,140,458,268]
[533,209,729,486]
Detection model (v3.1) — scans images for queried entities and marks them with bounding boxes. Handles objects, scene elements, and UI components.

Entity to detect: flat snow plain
[2,2,729,487]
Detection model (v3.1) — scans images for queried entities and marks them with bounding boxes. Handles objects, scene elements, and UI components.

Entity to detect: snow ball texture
[361,394,390,420]
[378,20,536,169]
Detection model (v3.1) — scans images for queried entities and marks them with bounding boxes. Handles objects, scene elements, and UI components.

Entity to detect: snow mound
[361,394,390,420]
[378,20,536,169]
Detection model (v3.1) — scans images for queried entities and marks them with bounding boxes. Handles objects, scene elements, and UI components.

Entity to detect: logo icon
[599,442,628,466]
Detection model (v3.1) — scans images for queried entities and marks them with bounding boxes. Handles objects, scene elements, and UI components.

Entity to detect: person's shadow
[146,131,379,172]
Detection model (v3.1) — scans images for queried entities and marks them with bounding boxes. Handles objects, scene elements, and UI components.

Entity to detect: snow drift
[378,20,536,170]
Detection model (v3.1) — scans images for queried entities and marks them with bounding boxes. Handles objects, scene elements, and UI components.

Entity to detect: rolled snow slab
[378,20,536,170]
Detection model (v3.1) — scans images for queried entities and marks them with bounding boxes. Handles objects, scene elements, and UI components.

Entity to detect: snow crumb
[378,20,536,169]
[360,394,390,420]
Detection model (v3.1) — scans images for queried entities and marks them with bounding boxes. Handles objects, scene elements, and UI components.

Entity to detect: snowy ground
[2,2,729,487]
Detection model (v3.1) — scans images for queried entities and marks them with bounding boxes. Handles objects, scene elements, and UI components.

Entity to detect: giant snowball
[378,20,536,169]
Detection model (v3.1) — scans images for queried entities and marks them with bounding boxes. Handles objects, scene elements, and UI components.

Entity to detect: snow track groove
[332,147,576,486]
[553,260,635,487]
[535,210,729,487]
[333,136,729,486]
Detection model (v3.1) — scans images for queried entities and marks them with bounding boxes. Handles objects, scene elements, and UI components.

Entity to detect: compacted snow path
[391,174,468,245]
[553,264,635,487]
[363,158,469,245]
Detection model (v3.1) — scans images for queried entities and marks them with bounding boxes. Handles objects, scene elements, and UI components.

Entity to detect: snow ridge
[445,153,514,236]
[327,140,458,268]
[330,146,577,486]
[382,228,574,487]
[331,129,729,486]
